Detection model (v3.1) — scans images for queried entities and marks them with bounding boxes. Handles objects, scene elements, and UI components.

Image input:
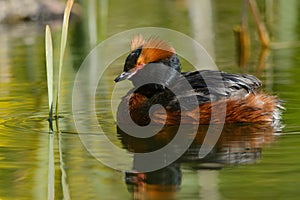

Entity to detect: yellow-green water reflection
[0,0,300,199]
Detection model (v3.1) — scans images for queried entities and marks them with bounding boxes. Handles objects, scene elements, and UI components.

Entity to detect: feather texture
[130,35,145,51]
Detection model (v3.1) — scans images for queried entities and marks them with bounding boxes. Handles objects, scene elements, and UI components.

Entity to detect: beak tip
[114,72,130,83]
[114,75,122,83]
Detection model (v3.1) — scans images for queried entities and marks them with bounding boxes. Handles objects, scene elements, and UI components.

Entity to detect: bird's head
[114,35,181,83]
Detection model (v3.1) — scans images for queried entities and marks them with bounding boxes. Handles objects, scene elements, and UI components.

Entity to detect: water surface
[0,1,300,199]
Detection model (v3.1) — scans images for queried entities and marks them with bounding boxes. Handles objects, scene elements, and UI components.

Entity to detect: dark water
[1,1,300,199]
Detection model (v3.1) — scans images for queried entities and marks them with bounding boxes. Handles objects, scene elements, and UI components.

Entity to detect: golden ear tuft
[130,35,145,51]
[143,37,175,54]
[139,37,175,64]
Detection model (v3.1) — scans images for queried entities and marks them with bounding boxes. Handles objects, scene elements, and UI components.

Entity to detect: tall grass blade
[55,0,74,122]
[45,25,54,133]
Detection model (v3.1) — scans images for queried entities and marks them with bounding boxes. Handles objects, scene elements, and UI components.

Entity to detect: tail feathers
[225,93,283,124]
[272,100,285,133]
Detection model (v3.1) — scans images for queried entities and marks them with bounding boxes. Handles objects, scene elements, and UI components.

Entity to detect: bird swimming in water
[114,35,282,126]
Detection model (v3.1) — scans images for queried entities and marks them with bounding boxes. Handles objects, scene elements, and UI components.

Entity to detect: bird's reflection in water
[117,122,281,199]
[125,164,181,200]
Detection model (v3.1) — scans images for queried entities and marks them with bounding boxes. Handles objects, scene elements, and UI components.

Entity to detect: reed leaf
[55,0,74,120]
[45,25,54,132]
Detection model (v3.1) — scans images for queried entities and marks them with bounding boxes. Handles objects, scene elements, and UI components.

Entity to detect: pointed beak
[114,71,132,82]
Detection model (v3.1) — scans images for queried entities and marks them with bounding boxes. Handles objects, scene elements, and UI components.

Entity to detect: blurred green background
[0,0,299,199]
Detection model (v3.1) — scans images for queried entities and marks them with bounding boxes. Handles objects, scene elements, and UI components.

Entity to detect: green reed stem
[55,0,74,128]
